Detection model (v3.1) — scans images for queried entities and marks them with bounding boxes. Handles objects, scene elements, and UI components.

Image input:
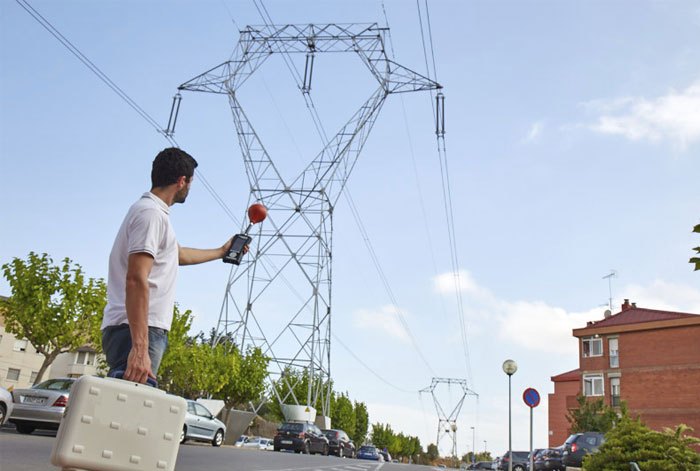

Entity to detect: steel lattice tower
[178,23,440,420]
[420,378,478,461]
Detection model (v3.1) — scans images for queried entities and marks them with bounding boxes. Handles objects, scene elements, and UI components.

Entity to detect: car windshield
[565,434,581,445]
[33,379,74,391]
[323,430,337,438]
[360,446,376,452]
[279,423,304,432]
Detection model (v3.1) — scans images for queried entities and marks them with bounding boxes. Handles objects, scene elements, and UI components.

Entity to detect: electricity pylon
[420,378,478,461]
[178,23,440,421]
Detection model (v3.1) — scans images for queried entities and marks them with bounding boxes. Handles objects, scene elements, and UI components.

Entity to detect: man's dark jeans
[102,324,168,377]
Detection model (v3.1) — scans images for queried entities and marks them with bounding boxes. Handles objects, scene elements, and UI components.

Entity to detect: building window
[610,377,621,406]
[582,337,602,358]
[609,338,619,368]
[75,351,96,366]
[13,339,29,352]
[30,371,38,384]
[7,368,21,381]
[583,374,604,396]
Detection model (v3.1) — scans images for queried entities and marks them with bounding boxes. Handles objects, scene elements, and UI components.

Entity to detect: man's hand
[123,345,156,384]
[178,238,248,265]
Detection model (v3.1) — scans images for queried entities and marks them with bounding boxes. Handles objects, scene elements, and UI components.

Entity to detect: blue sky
[2,0,700,459]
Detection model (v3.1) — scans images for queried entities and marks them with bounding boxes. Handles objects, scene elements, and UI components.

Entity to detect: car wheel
[179,426,187,444]
[212,429,224,447]
[0,404,6,425]
[303,441,311,454]
[16,423,35,434]
[274,446,280,452]
[323,444,329,456]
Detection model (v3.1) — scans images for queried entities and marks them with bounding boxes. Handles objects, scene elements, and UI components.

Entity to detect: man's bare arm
[178,237,238,266]
[124,252,156,384]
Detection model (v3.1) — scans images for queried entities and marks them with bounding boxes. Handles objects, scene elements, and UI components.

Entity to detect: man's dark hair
[151,147,198,188]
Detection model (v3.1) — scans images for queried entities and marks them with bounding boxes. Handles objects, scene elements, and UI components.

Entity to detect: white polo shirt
[102,192,178,331]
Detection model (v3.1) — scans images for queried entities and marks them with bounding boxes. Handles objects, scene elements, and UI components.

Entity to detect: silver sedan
[180,400,227,447]
[9,377,75,434]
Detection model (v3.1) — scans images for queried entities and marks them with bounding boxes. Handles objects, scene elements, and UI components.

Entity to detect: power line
[15,0,240,226]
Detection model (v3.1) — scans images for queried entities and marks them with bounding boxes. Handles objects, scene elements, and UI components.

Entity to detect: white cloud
[433,270,479,295]
[431,269,700,355]
[620,280,700,313]
[585,81,700,149]
[353,305,412,343]
[524,121,544,142]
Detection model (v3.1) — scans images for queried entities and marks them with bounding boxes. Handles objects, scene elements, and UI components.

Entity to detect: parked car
[379,450,392,462]
[357,445,384,461]
[494,451,530,471]
[273,421,329,454]
[322,428,355,457]
[467,462,493,470]
[0,386,13,425]
[180,399,226,447]
[244,436,274,450]
[9,377,76,434]
[532,448,550,471]
[561,431,605,467]
[235,435,251,447]
[542,447,564,471]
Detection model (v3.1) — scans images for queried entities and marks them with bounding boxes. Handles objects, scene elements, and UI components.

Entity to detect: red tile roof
[581,305,698,330]
[551,368,580,382]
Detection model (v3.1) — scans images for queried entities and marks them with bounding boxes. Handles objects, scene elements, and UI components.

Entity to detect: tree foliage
[1,252,106,384]
[353,400,369,446]
[583,412,700,471]
[567,394,619,434]
[158,306,269,423]
[370,422,424,462]
[691,222,700,271]
[330,393,356,438]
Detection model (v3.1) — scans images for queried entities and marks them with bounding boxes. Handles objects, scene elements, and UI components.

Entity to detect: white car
[243,437,273,450]
[235,435,251,447]
[180,400,227,447]
[0,386,13,425]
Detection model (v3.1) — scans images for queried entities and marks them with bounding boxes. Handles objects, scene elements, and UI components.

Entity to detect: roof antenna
[602,269,617,313]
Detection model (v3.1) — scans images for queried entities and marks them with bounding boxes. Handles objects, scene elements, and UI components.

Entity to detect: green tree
[371,422,394,450]
[352,400,369,446]
[330,392,356,438]
[691,222,700,271]
[566,394,619,434]
[584,414,700,471]
[158,304,196,389]
[425,443,439,464]
[214,345,269,425]
[1,252,106,384]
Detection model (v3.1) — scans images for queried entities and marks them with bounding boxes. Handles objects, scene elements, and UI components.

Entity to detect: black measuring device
[223,204,267,265]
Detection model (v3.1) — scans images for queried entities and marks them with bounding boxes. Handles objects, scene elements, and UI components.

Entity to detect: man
[102,147,236,384]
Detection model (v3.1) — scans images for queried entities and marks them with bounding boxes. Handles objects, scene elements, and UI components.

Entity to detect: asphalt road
[0,426,447,471]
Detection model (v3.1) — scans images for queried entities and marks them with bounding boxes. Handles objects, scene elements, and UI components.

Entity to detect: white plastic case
[50,375,186,471]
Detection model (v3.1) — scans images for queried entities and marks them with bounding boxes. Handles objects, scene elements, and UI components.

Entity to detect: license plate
[22,396,46,405]
[281,440,292,444]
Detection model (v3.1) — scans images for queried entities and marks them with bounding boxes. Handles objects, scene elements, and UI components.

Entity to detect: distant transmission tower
[177,24,440,422]
[420,378,478,461]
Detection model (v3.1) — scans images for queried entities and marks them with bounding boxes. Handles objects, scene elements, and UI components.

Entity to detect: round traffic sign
[523,388,540,408]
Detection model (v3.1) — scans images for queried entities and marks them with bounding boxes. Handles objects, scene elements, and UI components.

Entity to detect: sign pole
[529,406,533,471]
[522,388,540,471]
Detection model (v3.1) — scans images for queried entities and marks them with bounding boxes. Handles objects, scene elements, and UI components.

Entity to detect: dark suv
[322,428,355,457]
[495,451,530,470]
[273,421,329,455]
[561,431,605,467]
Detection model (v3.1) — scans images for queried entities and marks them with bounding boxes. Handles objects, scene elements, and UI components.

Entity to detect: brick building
[548,300,700,447]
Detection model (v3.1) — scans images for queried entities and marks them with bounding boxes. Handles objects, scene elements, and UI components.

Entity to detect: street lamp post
[502,360,518,471]
[471,426,475,462]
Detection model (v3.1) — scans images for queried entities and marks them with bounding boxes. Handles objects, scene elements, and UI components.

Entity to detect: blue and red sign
[523,388,540,408]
